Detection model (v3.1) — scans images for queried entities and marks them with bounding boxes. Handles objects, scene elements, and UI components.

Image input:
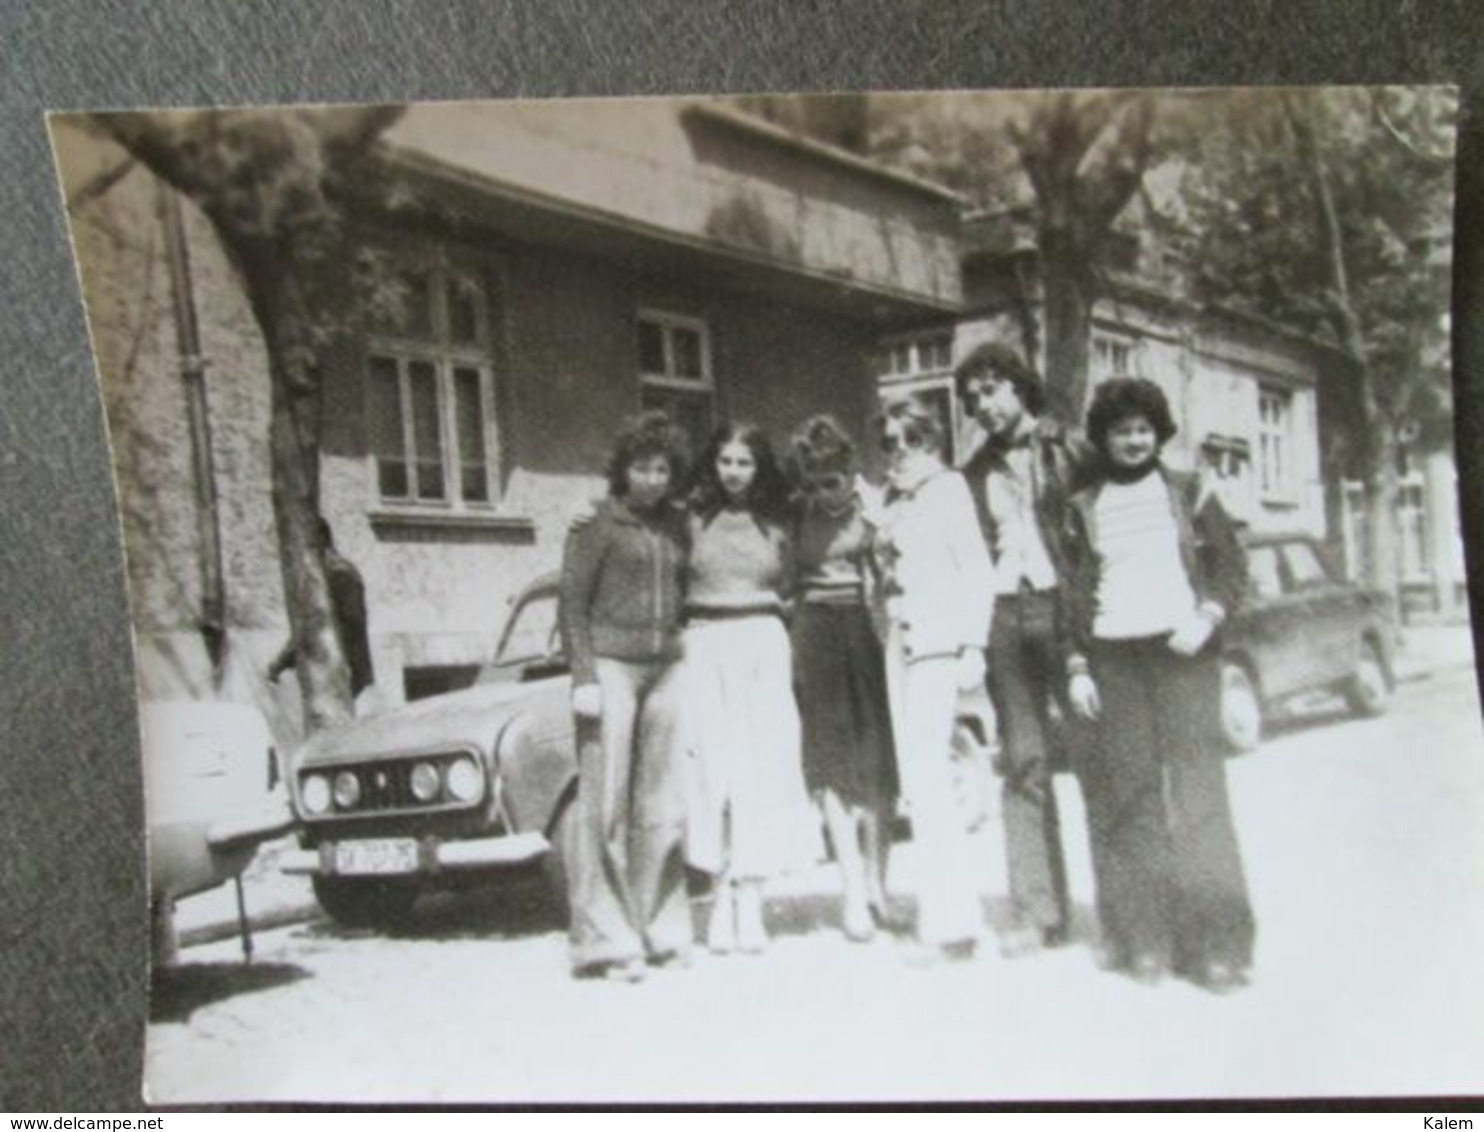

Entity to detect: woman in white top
[874,395,996,960]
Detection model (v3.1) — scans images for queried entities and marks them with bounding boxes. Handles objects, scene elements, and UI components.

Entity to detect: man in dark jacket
[956,342,1090,957]
[268,517,374,700]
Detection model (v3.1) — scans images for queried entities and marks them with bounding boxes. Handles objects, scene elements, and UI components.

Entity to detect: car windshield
[1282,542,1332,590]
[492,591,561,668]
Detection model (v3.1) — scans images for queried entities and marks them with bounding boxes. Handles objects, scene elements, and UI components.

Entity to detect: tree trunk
[1285,92,1401,603]
[1039,229,1096,427]
[1364,431,1401,604]
[243,249,352,733]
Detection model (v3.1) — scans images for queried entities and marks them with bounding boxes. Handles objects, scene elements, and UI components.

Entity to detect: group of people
[557,341,1256,994]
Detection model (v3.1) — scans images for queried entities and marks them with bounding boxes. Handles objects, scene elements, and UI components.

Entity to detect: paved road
[147,667,1484,1105]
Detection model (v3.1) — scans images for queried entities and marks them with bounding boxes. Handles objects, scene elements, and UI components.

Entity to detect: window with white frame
[637,310,714,454]
[366,258,500,509]
[1257,386,1294,500]
[1093,336,1134,383]
[1396,473,1429,581]
[875,330,960,462]
[879,332,953,384]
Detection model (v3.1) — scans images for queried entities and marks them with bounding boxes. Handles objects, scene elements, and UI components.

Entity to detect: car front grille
[300,749,484,820]
[347,762,417,811]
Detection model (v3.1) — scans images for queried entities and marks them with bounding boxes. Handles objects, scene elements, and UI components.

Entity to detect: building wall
[52,121,298,743]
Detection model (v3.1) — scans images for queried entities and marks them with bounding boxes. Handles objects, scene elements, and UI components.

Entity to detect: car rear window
[496,593,560,664]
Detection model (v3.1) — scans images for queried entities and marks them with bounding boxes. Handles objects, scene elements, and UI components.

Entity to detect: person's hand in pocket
[1069,673,1101,721]
[571,683,602,719]
[1167,614,1216,657]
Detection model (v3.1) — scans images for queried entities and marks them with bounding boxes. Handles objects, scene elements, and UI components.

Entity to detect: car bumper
[279,830,551,876]
[205,802,294,849]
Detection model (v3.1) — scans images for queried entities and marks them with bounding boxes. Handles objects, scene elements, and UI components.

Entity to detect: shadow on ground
[151,961,309,1024]
[298,877,564,944]
[763,890,1102,948]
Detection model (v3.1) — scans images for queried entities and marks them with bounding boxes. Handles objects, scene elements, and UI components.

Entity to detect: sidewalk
[1393,622,1479,683]
[167,622,1481,955]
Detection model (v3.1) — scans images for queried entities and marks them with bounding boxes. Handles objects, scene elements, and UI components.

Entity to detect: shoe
[904,938,979,968]
[572,957,647,984]
[647,949,691,971]
[604,957,649,984]
[997,924,1043,960]
[1128,954,1169,986]
[1193,960,1248,995]
[707,891,735,955]
[843,900,876,944]
[868,900,913,936]
[734,881,768,955]
[940,938,979,963]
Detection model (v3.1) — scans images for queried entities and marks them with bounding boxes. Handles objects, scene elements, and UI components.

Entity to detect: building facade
[53,100,962,747]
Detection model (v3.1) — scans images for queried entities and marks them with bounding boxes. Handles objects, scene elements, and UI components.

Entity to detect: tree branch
[1080,97,1154,234]
[1372,92,1453,173]
[65,154,136,211]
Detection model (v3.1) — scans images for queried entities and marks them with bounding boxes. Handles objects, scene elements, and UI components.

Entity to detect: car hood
[294,676,565,767]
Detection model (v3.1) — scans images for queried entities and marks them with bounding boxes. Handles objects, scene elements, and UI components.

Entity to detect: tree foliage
[1186,87,1455,454]
[863,90,1162,423]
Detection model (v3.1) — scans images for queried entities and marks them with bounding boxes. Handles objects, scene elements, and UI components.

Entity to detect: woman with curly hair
[684,421,818,954]
[789,414,900,942]
[1062,377,1256,993]
[559,410,692,982]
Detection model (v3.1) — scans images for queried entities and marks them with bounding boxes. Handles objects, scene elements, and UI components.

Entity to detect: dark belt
[685,603,782,622]
[997,581,1058,600]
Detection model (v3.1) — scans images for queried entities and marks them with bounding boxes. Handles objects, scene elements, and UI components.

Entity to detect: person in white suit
[873,394,997,960]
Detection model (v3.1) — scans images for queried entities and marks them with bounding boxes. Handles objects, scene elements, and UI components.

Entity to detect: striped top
[1091,471,1200,639]
[795,497,873,604]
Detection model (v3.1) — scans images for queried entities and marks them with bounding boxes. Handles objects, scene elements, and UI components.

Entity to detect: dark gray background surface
[2,0,1480,1110]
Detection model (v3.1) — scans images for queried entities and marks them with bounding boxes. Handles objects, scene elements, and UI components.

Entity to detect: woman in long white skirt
[683,422,819,954]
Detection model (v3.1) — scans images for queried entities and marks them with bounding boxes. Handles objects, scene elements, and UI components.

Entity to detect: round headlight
[445,756,484,803]
[332,770,362,810]
[301,774,331,816]
[409,761,442,803]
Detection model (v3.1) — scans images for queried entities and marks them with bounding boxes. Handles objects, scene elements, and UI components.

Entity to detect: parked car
[144,700,293,960]
[1218,534,1399,751]
[280,574,579,929]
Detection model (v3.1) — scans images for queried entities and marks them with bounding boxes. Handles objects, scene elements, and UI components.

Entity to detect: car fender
[490,712,578,836]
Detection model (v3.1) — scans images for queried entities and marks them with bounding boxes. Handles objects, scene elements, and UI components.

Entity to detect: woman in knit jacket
[1062,377,1256,993]
[558,410,692,983]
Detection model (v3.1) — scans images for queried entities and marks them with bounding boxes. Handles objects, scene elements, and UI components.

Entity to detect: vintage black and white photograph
[47,85,1478,1102]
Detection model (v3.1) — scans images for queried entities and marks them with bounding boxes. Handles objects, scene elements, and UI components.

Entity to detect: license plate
[335,838,419,876]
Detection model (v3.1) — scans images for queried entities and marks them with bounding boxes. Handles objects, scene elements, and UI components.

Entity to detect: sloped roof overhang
[371,142,963,330]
